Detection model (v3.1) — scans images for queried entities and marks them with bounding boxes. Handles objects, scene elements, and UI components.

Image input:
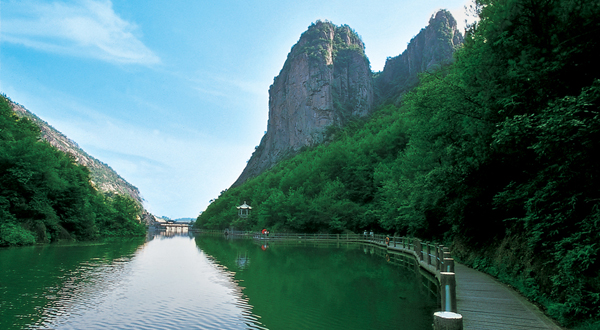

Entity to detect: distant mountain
[375,10,464,103]
[233,11,463,186]
[174,218,194,223]
[9,100,154,224]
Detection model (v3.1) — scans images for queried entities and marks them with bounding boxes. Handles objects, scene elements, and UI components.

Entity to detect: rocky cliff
[234,11,463,186]
[10,101,153,223]
[375,10,464,103]
[233,21,374,186]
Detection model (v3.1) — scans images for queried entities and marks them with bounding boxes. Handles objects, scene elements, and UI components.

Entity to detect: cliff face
[234,21,374,186]
[10,101,153,223]
[234,11,463,186]
[375,10,464,102]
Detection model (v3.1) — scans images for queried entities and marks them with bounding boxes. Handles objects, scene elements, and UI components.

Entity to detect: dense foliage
[200,0,599,327]
[0,95,146,246]
[14,106,144,207]
[297,20,366,63]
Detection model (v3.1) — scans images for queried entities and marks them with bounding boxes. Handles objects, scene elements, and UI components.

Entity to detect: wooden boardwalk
[455,263,564,330]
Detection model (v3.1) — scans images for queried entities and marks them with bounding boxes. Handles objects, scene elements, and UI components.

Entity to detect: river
[0,233,439,329]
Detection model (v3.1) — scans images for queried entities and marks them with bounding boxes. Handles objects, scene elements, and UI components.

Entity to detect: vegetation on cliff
[200,1,600,327]
[0,95,146,247]
[374,9,463,104]
[234,20,374,186]
[297,20,366,63]
[11,101,150,222]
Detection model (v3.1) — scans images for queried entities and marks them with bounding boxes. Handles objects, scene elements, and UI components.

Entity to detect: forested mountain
[233,12,461,186]
[9,100,153,224]
[199,1,600,328]
[233,21,374,186]
[0,95,147,246]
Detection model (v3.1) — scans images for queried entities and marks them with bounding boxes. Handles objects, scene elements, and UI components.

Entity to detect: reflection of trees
[195,236,255,274]
[194,235,439,330]
[0,238,145,329]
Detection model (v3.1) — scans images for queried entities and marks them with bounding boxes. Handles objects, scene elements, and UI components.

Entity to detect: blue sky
[1,0,475,219]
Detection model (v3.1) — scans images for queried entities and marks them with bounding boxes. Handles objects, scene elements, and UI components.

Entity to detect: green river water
[0,233,439,329]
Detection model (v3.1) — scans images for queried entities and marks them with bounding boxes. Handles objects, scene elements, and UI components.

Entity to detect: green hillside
[198,0,600,327]
[0,95,146,246]
[10,100,149,219]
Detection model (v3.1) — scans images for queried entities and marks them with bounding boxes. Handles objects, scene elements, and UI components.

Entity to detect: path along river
[0,233,439,329]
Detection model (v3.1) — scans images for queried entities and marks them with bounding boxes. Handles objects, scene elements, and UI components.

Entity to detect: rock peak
[233,21,374,186]
[233,11,463,186]
[375,10,464,103]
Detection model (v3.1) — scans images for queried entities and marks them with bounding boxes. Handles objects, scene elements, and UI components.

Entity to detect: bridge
[156,222,189,233]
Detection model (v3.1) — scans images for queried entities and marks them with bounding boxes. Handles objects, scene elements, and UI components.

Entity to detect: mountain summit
[376,10,464,102]
[234,21,374,186]
[234,11,463,186]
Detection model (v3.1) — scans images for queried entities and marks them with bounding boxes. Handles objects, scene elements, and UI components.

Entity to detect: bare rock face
[375,10,464,102]
[233,21,374,186]
[233,11,463,186]
[10,101,153,224]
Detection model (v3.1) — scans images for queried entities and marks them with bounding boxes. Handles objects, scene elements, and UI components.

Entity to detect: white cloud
[190,73,268,101]
[1,0,160,65]
[215,76,268,97]
[193,86,228,98]
[449,0,480,35]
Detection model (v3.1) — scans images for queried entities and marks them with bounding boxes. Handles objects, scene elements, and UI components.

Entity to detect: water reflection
[0,238,145,329]
[195,235,439,330]
[0,235,265,330]
[147,229,192,240]
[1,234,439,330]
[156,225,189,236]
[236,252,251,269]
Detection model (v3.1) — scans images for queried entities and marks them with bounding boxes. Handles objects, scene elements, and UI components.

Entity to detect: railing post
[427,243,432,266]
[435,245,441,271]
[444,258,455,273]
[438,245,444,270]
[440,272,458,313]
[442,247,451,271]
[414,238,424,261]
[443,247,452,260]
[433,312,463,330]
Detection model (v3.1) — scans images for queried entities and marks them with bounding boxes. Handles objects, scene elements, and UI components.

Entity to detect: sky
[1,0,476,219]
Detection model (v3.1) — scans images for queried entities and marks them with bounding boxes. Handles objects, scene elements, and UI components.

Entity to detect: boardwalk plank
[455,263,564,330]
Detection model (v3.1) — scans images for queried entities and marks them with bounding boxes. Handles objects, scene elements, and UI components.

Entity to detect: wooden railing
[194,229,463,329]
